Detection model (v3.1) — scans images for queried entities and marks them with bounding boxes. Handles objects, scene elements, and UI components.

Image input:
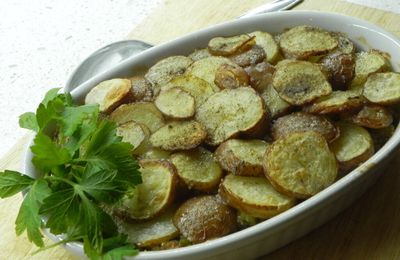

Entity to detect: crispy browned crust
[342,104,393,129]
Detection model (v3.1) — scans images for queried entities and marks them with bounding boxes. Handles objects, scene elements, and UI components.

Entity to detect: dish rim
[23,10,400,258]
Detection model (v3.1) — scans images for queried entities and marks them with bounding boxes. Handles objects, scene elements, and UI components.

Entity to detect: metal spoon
[64,0,302,92]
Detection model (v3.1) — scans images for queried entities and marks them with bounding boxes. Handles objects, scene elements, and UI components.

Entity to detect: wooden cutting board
[1,0,400,259]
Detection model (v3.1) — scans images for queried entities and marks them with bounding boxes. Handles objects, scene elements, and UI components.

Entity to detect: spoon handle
[238,0,303,19]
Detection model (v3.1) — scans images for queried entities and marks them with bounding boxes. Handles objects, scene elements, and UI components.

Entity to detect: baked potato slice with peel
[215,139,269,176]
[264,131,337,199]
[150,120,206,151]
[303,90,364,114]
[278,25,338,60]
[113,160,178,221]
[214,63,249,89]
[173,196,237,244]
[352,50,391,86]
[85,78,132,114]
[188,48,211,61]
[116,121,151,155]
[272,60,332,105]
[272,112,339,142]
[110,102,165,133]
[170,147,222,192]
[219,175,295,218]
[116,206,179,248]
[342,104,393,129]
[208,34,255,56]
[196,87,266,146]
[145,55,193,91]
[249,31,280,64]
[363,72,400,105]
[330,122,374,171]
[155,87,195,119]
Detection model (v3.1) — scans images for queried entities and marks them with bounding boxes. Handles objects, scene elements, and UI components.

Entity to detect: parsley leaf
[41,88,62,106]
[19,112,39,132]
[15,180,51,247]
[0,170,34,198]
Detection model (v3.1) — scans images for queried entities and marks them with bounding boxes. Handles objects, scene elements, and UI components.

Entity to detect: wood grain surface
[1,0,400,259]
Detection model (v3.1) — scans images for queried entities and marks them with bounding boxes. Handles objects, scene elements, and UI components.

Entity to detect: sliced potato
[110,102,165,133]
[186,56,243,91]
[342,104,393,129]
[170,147,222,192]
[215,139,269,176]
[117,206,179,248]
[150,120,206,151]
[249,31,280,64]
[363,72,400,105]
[320,52,355,89]
[353,50,391,85]
[370,125,395,150]
[130,76,154,102]
[117,121,151,155]
[114,160,177,220]
[214,63,249,89]
[196,87,266,145]
[155,87,195,119]
[145,55,193,90]
[237,210,259,228]
[85,78,132,113]
[279,26,338,59]
[264,131,337,199]
[272,112,339,142]
[162,74,215,109]
[332,32,355,54]
[330,122,374,171]
[244,61,275,93]
[219,175,295,218]
[173,195,237,244]
[303,90,364,114]
[229,45,266,67]
[188,48,211,61]
[260,84,292,119]
[139,147,171,160]
[208,34,255,56]
[272,60,332,105]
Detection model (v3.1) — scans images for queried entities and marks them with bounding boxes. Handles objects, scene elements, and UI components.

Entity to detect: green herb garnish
[0,88,141,259]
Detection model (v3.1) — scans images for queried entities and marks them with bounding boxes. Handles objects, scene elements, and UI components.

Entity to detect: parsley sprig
[0,89,141,259]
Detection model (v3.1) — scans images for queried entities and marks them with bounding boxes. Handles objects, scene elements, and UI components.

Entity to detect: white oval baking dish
[24,10,400,260]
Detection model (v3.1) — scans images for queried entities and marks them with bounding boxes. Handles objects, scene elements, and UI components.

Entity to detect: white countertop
[0,0,163,158]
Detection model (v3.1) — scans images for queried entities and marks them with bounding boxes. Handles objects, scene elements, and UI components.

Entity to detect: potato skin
[320,52,355,89]
[173,196,237,244]
[342,104,393,129]
[214,63,249,89]
[130,76,154,102]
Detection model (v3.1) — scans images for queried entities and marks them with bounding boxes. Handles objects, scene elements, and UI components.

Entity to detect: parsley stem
[45,176,76,187]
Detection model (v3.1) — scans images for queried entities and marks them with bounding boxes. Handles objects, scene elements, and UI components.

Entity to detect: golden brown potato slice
[279,26,338,59]
[342,104,393,129]
[117,121,151,155]
[130,76,154,102]
[363,72,400,105]
[229,45,266,67]
[139,148,171,160]
[145,55,193,90]
[260,84,292,119]
[214,63,249,89]
[85,78,132,113]
[110,102,165,133]
[170,147,222,192]
[272,112,339,142]
[332,32,355,54]
[114,160,177,220]
[244,61,275,93]
[149,120,206,151]
[117,206,179,248]
[249,31,280,64]
[162,74,216,109]
[272,60,332,105]
[264,131,337,199]
[330,122,374,171]
[186,56,243,91]
[188,48,212,61]
[173,196,237,244]
[196,87,266,146]
[303,90,364,114]
[219,175,295,218]
[353,50,391,86]
[320,52,355,89]
[155,87,195,119]
[208,34,255,56]
[215,139,269,176]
